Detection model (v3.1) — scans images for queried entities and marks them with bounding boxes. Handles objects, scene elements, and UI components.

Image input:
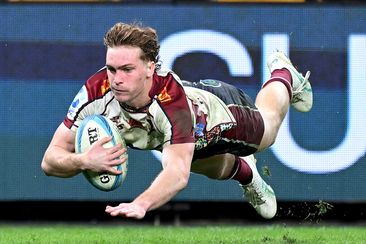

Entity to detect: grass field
[0,224,365,243]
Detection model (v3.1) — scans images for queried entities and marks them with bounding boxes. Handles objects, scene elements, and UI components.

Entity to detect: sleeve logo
[157,86,172,103]
[67,85,88,120]
[101,79,110,95]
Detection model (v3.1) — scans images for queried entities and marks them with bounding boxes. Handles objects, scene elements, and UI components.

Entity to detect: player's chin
[112,89,129,98]
[113,93,130,103]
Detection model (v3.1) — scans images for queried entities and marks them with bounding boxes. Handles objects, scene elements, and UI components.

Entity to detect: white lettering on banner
[159,29,253,76]
[154,30,366,174]
[264,34,366,174]
[155,29,254,165]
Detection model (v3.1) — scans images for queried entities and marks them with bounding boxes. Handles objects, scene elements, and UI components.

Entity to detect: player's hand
[82,136,127,174]
[105,203,146,219]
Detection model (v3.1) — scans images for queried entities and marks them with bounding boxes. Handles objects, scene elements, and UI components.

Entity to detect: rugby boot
[267,50,313,112]
[240,155,277,219]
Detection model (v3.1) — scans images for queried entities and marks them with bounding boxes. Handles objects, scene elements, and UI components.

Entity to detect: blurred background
[1,0,366,224]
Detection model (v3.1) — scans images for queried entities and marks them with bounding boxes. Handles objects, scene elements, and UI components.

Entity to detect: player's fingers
[106,207,121,216]
[108,207,129,217]
[115,143,127,152]
[104,154,127,170]
[117,145,127,154]
[105,205,121,213]
[111,210,125,217]
[107,152,127,164]
[107,166,122,175]
[109,150,124,160]
[108,210,123,216]
[106,144,126,157]
[105,205,120,212]
[106,203,129,210]
[125,211,144,219]
[96,136,112,146]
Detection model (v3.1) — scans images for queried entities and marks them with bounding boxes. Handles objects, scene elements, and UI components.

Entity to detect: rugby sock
[262,68,293,100]
[229,156,253,185]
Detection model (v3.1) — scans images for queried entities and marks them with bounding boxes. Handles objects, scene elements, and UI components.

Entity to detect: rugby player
[41,22,312,220]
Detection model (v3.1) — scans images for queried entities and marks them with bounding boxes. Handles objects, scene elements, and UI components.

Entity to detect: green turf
[0,224,365,243]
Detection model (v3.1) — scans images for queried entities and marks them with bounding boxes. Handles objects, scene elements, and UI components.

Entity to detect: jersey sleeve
[150,72,195,146]
[63,68,112,132]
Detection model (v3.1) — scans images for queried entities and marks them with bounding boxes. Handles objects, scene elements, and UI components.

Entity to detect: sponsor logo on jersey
[67,85,88,120]
[110,116,124,130]
[194,123,205,137]
[128,118,144,129]
[157,86,172,103]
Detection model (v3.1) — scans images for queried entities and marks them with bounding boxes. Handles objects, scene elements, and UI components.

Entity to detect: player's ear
[146,61,155,78]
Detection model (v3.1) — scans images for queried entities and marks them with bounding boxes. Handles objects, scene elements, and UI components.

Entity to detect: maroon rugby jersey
[64,67,261,157]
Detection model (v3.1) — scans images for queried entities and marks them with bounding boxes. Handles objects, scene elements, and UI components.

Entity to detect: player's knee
[259,126,278,150]
[268,136,276,147]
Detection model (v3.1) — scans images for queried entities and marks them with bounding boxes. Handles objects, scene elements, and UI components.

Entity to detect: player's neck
[120,78,153,112]
[120,99,152,113]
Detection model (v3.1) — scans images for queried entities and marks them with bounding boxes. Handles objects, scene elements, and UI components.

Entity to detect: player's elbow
[41,154,60,177]
[41,153,62,177]
[181,172,190,189]
[41,159,52,176]
[176,168,190,191]
[177,177,189,193]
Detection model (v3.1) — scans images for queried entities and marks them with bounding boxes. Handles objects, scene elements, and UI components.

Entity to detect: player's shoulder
[150,69,185,102]
[84,66,111,99]
[154,69,183,86]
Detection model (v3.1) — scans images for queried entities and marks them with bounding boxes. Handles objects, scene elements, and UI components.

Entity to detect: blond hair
[104,22,160,69]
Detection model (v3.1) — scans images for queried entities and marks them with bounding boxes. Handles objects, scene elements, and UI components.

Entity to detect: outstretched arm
[105,142,195,219]
[41,123,127,178]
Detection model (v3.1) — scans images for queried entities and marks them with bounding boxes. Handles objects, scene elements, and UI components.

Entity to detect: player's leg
[191,153,237,180]
[256,51,313,151]
[191,154,277,219]
[255,77,290,151]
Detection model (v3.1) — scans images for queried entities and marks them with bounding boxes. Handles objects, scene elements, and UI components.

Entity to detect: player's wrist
[72,152,88,171]
[132,198,151,212]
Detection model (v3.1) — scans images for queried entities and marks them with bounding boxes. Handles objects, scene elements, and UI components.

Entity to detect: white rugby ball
[75,115,128,191]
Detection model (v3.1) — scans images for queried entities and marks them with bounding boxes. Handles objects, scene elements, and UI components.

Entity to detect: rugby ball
[75,115,128,191]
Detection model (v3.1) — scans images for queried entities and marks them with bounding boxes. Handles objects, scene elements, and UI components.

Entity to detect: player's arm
[41,123,126,177]
[134,142,194,210]
[106,142,194,219]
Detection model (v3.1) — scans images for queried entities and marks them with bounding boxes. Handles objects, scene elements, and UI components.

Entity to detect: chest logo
[128,118,144,129]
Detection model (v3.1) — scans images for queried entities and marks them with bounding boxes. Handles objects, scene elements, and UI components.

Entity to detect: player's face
[106,45,155,108]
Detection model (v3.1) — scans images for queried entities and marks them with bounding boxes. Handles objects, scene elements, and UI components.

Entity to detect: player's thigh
[191,153,235,179]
